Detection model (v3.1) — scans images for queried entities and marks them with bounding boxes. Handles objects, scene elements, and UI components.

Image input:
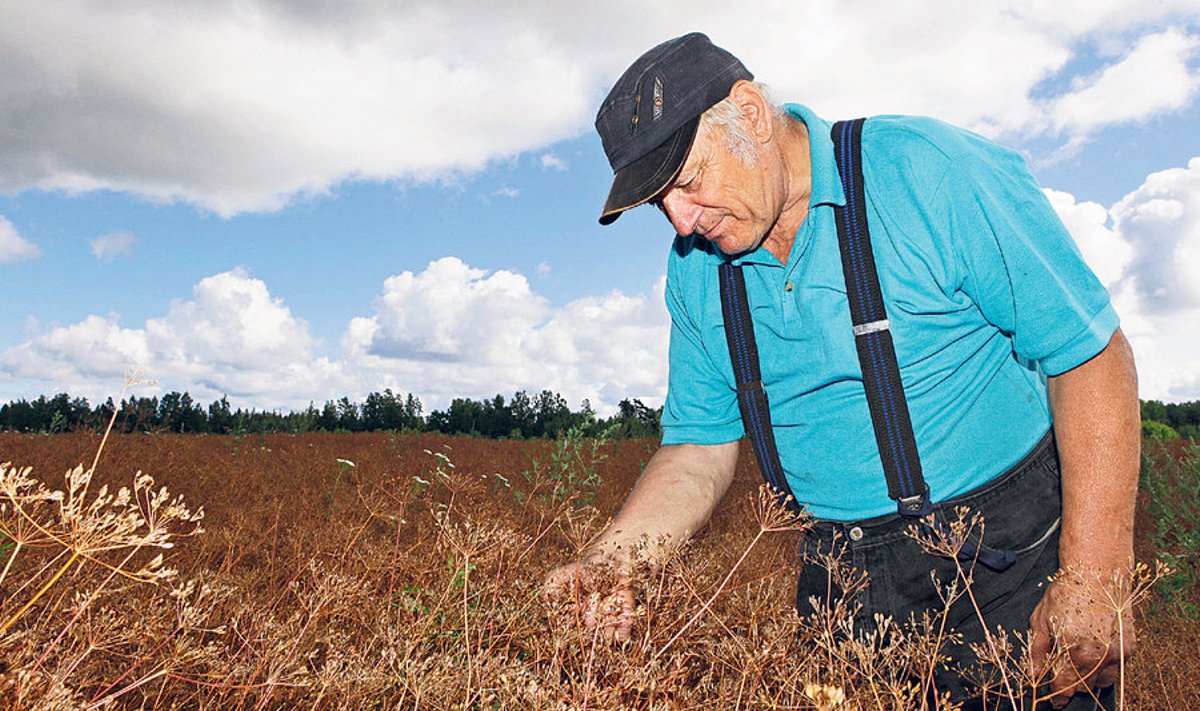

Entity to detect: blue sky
[1,2,1198,414]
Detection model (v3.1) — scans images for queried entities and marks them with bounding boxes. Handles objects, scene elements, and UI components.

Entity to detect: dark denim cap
[595,33,752,225]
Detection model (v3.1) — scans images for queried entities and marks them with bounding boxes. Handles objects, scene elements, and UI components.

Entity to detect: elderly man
[547,33,1138,709]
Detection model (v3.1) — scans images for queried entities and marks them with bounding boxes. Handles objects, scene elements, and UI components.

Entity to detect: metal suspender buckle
[897,485,933,517]
[852,319,890,337]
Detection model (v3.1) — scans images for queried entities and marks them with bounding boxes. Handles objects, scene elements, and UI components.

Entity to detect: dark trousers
[796,431,1115,710]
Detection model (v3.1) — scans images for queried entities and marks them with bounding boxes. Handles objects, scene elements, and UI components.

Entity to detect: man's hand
[1029,567,1135,708]
[541,441,740,644]
[543,555,636,643]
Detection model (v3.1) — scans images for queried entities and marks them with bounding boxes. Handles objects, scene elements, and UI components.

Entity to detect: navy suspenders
[830,119,931,517]
[718,263,800,512]
[719,118,1015,571]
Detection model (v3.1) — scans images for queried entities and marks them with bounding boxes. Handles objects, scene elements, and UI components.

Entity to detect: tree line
[1140,399,1200,440]
[3,390,1194,441]
[0,389,663,439]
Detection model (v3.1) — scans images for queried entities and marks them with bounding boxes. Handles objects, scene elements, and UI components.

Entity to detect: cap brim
[598,116,700,225]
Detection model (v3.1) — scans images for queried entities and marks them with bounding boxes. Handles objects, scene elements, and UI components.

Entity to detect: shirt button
[848,526,864,541]
[784,281,795,292]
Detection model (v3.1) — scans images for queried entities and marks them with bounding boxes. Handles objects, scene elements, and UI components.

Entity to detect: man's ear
[729,80,772,143]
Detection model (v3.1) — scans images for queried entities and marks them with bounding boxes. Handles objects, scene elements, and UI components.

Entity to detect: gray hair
[698,82,780,164]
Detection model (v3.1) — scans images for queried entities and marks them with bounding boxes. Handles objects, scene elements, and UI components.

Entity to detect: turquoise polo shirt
[661,104,1119,521]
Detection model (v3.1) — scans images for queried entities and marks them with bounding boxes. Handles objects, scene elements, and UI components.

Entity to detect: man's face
[655,123,778,256]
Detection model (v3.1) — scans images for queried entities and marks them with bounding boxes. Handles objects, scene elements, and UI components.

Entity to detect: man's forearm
[1047,327,1140,573]
[584,441,740,568]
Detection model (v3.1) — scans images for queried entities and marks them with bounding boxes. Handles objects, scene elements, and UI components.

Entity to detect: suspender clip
[897,485,933,517]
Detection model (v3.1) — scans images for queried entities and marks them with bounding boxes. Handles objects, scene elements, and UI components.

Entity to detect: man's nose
[660,191,702,236]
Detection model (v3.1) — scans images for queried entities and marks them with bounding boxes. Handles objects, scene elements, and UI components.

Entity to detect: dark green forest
[0,389,662,439]
[1140,399,1200,440]
[2,390,1196,441]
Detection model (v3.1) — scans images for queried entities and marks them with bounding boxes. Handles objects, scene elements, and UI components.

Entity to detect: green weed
[521,423,614,507]
[324,457,356,506]
[1141,442,1200,617]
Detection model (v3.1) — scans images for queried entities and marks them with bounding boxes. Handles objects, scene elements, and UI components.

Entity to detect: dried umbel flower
[906,505,982,561]
[39,466,206,561]
[753,484,811,533]
[1,465,205,636]
[804,681,847,709]
[0,463,57,503]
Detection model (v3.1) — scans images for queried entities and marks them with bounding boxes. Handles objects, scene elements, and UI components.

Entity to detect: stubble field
[0,430,1196,709]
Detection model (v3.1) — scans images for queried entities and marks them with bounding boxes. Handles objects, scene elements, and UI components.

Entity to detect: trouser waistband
[806,429,1058,542]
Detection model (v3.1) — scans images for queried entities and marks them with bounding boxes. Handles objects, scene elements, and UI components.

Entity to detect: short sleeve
[942,136,1118,376]
[660,248,743,445]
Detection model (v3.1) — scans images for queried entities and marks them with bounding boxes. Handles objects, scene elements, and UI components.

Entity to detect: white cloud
[0,268,350,408]
[0,2,1197,214]
[89,230,136,262]
[539,153,567,171]
[492,186,520,199]
[0,255,669,413]
[1112,158,1200,318]
[1048,29,1200,136]
[146,268,316,369]
[0,2,601,216]
[1043,189,1130,286]
[523,279,670,408]
[355,257,547,364]
[536,260,551,277]
[0,314,152,385]
[344,257,669,412]
[1050,158,1200,401]
[0,216,41,263]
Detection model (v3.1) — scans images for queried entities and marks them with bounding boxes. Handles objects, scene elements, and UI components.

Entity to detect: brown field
[0,431,1196,709]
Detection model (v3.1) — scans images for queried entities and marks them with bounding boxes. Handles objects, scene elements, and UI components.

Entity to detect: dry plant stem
[89,622,184,703]
[31,544,142,674]
[955,554,1022,710]
[167,673,307,691]
[385,515,403,601]
[267,504,281,585]
[644,560,672,649]
[0,539,22,589]
[254,671,282,711]
[463,551,473,708]
[654,526,768,661]
[1035,655,1109,709]
[581,622,602,711]
[79,372,139,505]
[518,513,563,561]
[2,520,75,605]
[61,641,99,682]
[1118,605,1127,710]
[0,549,80,634]
[84,668,169,710]
[1097,562,1163,711]
[8,499,157,585]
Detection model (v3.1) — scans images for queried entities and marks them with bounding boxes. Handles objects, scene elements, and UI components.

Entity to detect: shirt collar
[782,103,844,209]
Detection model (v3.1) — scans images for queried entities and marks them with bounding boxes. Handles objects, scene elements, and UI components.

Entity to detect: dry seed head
[803,681,847,709]
[555,504,603,553]
[752,484,811,533]
[906,505,982,558]
[1,463,54,502]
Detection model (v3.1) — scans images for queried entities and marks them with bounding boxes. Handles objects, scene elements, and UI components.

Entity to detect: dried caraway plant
[0,421,1180,709]
[0,374,205,707]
